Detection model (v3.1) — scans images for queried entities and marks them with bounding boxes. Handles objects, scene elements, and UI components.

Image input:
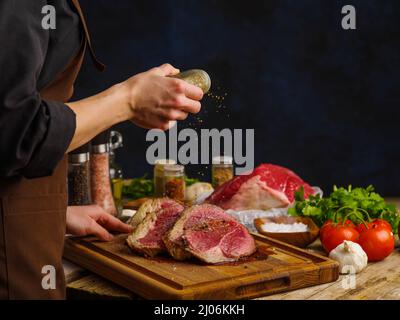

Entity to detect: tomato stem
[333,206,354,223]
[355,207,372,222]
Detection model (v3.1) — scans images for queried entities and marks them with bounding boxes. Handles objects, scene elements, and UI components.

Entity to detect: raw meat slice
[128,198,178,229]
[164,204,256,263]
[126,198,184,257]
[206,163,315,210]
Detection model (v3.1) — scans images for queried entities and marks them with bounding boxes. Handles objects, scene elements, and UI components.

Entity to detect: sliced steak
[206,163,315,210]
[127,197,180,229]
[164,204,256,263]
[126,198,184,257]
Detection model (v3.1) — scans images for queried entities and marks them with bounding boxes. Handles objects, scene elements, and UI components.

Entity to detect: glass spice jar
[153,159,176,197]
[109,131,124,216]
[163,164,185,202]
[90,130,118,216]
[68,143,91,205]
[212,156,234,188]
[171,69,211,94]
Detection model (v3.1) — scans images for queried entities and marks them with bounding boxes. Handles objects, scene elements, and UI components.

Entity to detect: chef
[0,1,203,299]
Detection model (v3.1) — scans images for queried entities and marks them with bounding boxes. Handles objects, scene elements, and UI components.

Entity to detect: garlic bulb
[185,182,214,203]
[329,240,368,274]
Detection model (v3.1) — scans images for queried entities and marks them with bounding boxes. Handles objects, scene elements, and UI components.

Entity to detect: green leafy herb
[288,185,400,233]
[122,175,154,200]
[122,175,200,200]
[184,176,199,187]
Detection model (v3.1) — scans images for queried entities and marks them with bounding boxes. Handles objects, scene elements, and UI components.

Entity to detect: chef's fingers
[170,79,203,101]
[97,213,133,234]
[168,120,177,129]
[152,63,180,77]
[151,116,171,131]
[162,108,189,121]
[87,220,114,242]
[175,96,201,114]
[130,117,170,131]
[184,83,204,101]
[152,116,175,131]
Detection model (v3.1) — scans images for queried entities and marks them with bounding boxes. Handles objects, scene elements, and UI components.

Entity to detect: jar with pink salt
[90,130,117,216]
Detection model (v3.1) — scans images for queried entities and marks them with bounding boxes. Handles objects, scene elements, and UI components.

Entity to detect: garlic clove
[329,240,368,274]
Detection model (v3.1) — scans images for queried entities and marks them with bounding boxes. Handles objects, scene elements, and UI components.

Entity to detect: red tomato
[321,224,359,253]
[320,219,355,244]
[356,219,392,234]
[358,225,394,262]
[373,219,392,231]
[320,220,334,243]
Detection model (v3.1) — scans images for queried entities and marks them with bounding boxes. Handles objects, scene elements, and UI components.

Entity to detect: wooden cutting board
[63,233,339,300]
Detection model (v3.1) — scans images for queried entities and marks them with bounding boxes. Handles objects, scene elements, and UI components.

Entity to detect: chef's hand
[66,205,133,241]
[124,63,204,131]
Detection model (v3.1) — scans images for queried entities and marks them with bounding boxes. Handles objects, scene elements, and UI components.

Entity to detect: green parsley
[122,175,199,200]
[288,185,400,233]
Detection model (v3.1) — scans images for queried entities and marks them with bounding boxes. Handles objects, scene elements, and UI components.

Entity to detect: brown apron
[0,0,103,299]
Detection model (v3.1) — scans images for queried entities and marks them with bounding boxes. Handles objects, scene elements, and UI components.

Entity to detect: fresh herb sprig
[122,175,199,200]
[288,185,400,233]
[122,175,154,200]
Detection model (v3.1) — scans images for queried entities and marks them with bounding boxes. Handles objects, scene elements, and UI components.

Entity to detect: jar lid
[212,156,233,165]
[91,143,109,154]
[154,159,177,166]
[172,69,211,94]
[164,164,184,173]
[69,153,90,163]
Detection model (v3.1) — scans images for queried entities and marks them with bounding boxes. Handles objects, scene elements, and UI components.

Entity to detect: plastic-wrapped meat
[206,163,315,211]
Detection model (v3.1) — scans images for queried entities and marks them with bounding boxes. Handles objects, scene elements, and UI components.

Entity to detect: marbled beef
[126,198,184,257]
[206,163,315,210]
[164,204,256,263]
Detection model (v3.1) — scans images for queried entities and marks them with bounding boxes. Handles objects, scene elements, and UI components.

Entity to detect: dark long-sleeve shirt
[0,0,81,178]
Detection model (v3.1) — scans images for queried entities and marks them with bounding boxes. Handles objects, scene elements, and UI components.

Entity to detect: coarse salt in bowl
[261,222,309,233]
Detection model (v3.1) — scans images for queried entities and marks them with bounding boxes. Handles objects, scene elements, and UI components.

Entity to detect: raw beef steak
[128,198,170,229]
[126,198,184,257]
[164,204,256,263]
[206,163,315,210]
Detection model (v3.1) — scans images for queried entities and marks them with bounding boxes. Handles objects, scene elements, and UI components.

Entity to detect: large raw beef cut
[206,164,315,211]
[164,204,256,264]
[126,198,184,257]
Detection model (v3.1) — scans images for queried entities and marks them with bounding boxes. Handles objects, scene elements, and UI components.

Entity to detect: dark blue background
[74,0,400,196]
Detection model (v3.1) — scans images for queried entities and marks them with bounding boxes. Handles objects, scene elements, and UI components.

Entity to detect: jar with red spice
[163,164,185,202]
[153,159,176,197]
[90,130,117,216]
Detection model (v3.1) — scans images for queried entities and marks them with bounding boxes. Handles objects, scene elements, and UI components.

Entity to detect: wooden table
[64,199,400,300]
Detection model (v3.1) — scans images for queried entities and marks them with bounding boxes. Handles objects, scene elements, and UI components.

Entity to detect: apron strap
[70,0,106,72]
